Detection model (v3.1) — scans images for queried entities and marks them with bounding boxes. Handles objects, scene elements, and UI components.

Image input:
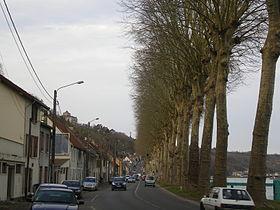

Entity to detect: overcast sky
[0,1,279,154]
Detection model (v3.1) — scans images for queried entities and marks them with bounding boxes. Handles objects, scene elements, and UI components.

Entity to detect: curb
[157,185,200,207]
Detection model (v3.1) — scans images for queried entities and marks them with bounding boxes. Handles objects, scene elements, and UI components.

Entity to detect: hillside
[210,150,280,176]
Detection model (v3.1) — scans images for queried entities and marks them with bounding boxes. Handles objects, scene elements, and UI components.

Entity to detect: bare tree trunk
[188,95,203,188]
[182,107,191,188]
[198,84,216,194]
[175,105,184,185]
[213,46,230,187]
[163,135,169,182]
[171,121,178,184]
[168,120,177,184]
[247,0,280,206]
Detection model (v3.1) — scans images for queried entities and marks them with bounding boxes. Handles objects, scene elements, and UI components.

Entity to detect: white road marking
[91,194,99,202]
[134,181,160,209]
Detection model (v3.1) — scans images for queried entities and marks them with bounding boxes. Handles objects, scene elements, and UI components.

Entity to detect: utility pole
[50,90,57,183]
[113,140,118,177]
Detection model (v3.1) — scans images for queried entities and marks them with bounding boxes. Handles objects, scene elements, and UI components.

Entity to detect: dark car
[31,188,84,210]
[62,180,83,199]
[111,177,127,191]
[27,183,68,201]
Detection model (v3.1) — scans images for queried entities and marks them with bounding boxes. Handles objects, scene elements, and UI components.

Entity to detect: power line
[0,2,52,104]
[2,0,53,100]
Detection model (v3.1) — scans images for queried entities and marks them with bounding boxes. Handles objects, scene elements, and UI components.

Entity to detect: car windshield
[62,181,80,187]
[84,178,96,182]
[34,190,77,204]
[147,176,154,180]
[222,189,251,201]
[113,177,125,182]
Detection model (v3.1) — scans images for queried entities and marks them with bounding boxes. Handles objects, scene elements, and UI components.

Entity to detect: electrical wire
[0,51,9,76]
[2,0,53,100]
[0,2,52,104]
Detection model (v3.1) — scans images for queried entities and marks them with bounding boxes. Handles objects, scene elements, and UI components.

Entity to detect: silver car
[83,177,98,191]
[145,175,156,187]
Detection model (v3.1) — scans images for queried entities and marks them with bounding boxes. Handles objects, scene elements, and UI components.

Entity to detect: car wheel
[200,203,205,210]
[153,185,155,187]
[112,188,114,191]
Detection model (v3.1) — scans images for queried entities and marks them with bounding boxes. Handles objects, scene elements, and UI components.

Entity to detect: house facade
[53,118,86,183]
[0,75,49,201]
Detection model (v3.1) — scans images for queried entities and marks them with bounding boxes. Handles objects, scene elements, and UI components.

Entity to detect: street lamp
[87,117,99,127]
[85,117,99,177]
[50,80,84,183]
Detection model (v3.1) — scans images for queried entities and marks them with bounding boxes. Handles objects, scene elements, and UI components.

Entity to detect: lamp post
[50,80,84,183]
[85,117,99,177]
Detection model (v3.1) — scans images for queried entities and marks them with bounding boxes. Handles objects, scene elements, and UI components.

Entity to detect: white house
[53,117,86,183]
[0,74,49,200]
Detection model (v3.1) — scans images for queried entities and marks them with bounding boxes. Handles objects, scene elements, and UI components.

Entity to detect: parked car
[125,175,130,182]
[27,183,68,201]
[133,174,139,181]
[145,175,156,187]
[200,187,255,210]
[111,177,127,191]
[127,176,136,183]
[62,180,83,199]
[83,177,98,191]
[30,188,84,210]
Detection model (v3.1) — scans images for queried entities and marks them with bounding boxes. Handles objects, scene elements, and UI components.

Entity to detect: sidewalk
[0,201,30,210]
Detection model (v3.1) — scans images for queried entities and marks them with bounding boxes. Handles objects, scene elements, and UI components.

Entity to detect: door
[7,165,15,200]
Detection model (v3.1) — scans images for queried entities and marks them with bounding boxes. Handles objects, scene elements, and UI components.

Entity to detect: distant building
[62,111,78,124]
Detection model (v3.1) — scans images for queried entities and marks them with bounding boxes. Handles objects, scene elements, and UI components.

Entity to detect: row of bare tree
[122,0,280,207]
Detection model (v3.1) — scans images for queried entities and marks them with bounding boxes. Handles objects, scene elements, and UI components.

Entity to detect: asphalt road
[80,181,199,210]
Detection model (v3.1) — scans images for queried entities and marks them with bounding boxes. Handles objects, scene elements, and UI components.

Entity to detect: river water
[227,177,274,200]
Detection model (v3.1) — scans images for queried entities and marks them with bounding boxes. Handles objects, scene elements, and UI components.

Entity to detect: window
[26,135,38,157]
[45,134,50,153]
[32,137,38,157]
[222,189,251,201]
[44,166,48,182]
[2,163,7,174]
[55,134,69,155]
[31,104,38,123]
[213,192,219,199]
[39,166,42,183]
[40,132,44,152]
[16,164,21,174]
[211,188,220,199]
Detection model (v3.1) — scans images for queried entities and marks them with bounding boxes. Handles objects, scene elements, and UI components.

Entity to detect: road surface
[80,181,199,210]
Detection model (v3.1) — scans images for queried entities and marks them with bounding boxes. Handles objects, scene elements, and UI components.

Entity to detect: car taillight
[220,204,228,208]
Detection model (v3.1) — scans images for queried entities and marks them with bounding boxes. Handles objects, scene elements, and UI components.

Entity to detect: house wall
[0,173,7,200]
[0,83,25,144]
[39,125,51,183]
[0,84,27,200]
[69,146,84,180]
[25,106,42,191]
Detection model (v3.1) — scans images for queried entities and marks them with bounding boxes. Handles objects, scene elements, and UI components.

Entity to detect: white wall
[0,83,25,144]
[0,174,7,201]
